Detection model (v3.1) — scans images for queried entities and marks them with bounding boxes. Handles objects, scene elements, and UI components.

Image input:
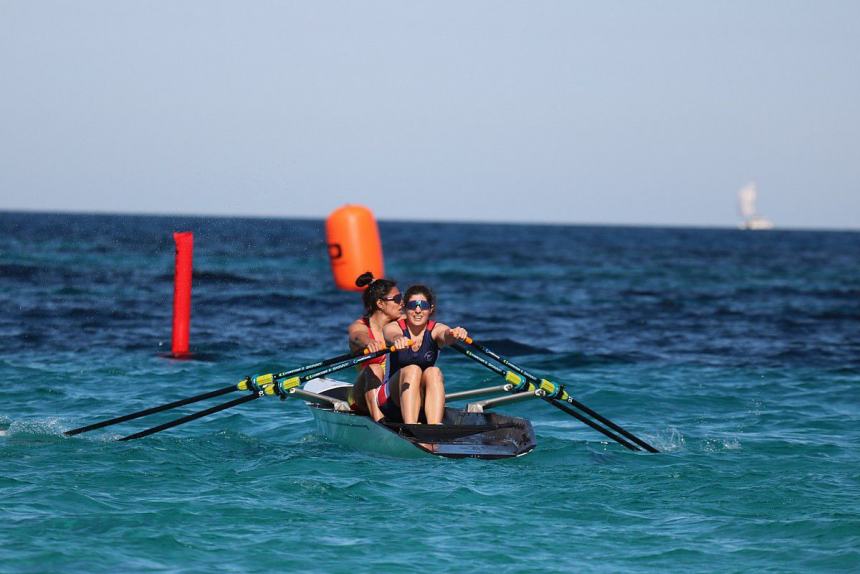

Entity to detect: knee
[423,367,444,388]
[401,365,422,381]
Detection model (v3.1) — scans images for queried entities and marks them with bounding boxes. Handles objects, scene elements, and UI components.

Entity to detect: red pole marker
[172,232,193,357]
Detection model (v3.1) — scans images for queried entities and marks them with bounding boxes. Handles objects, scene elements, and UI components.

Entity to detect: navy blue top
[387,320,439,377]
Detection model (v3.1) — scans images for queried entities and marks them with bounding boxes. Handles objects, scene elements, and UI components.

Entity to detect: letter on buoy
[326,205,384,292]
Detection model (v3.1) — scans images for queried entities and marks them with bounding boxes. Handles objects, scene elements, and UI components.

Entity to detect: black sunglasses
[380,293,403,304]
[405,300,431,311]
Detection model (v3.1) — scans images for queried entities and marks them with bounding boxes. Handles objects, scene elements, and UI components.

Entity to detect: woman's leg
[421,367,445,424]
[354,367,384,421]
[389,365,423,424]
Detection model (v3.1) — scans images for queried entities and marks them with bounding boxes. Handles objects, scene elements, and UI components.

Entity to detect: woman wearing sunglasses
[347,272,410,421]
[378,285,468,425]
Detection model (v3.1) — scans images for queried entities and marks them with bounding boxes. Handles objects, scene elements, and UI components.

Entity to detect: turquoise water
[1,213,859,572]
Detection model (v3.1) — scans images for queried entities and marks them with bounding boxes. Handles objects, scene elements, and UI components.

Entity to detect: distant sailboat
[738,182,774,230]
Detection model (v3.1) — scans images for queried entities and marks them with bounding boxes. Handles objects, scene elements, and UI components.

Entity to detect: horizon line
[1,207,857,233]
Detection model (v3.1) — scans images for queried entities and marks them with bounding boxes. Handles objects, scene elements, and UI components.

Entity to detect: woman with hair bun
[347,272,409,421]
[379,284,468,425]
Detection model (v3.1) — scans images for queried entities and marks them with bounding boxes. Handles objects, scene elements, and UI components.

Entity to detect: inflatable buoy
[326,205,384,292]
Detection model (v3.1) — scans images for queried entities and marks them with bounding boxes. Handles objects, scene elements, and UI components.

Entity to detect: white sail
[738,182,758,219]
[737,181,774,230]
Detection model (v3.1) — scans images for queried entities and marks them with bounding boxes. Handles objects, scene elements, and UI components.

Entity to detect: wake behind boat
[300,378,536,459]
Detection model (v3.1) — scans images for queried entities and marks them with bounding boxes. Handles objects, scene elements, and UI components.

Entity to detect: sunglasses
[405,300,431,311]
[380,293,402,304]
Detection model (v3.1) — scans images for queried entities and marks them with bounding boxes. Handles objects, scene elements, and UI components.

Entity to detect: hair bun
[355,271,374,288]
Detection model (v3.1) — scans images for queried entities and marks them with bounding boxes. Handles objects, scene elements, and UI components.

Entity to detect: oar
[449,343,641,451]
[461,338,659,453]
[118,392,259,441]
[64,385,237,437]
[118,342,410,441]
[270,349,360,381]
[266,339,413,398]
[65,349,367,437]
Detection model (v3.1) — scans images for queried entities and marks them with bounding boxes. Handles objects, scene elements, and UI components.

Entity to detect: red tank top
[359,317,387,366]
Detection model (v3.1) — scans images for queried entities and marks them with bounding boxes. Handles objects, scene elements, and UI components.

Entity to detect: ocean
[1,212,858,573]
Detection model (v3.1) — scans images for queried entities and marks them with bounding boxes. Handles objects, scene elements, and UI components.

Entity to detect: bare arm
[348,319,384,354]
[382,322,401,345]
[431,323,469,347]
[383,322,413,350]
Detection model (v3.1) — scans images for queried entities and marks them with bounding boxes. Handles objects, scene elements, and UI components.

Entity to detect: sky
[1,1,858,229]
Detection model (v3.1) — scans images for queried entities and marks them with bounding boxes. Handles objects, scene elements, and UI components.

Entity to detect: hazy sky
[2,1,858,228]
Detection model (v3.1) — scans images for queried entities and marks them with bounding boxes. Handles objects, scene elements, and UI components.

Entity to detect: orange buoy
[326,205,384,292]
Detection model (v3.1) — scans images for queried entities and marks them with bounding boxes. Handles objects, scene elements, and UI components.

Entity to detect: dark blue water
[1,212,858,572]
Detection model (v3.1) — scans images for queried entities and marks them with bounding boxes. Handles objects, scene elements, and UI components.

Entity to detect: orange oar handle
[362,339,414,354]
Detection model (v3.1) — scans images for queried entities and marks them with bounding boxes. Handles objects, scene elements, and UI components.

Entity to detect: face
[404,295,432,327]
[377,288,403,319]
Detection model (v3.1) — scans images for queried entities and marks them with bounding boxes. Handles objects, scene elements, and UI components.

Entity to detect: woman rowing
[347,272,409,421]
[379,285,468,424]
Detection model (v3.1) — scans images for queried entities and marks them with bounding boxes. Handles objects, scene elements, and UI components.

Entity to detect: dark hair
[355,272,397,317]
[404,284,436,315]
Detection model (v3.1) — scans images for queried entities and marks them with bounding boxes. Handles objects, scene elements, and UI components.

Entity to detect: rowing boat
[302,379,536,459]
[64,339,657,455]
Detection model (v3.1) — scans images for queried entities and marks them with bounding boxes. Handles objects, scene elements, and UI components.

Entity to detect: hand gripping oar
[460,338,659,453]
[64,349,364,437]
[117,342,410,441]
[450,343,641,452]
[261,339,413,399]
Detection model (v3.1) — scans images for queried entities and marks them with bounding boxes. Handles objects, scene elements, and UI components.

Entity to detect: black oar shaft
[455,342,640,450]
[563,395,659,453]
[294,343,407,384]
[450,344,509,377]
[465,338,659,453]
[80,345,404,442]
[64,385,237,436]
[117,345,402,441]
[465,339,540,379]
[546,399,640,451]
[273,350,357,380]
[118,392,259,442]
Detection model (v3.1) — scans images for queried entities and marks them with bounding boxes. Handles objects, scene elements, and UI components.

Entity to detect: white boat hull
[304,379,536,459]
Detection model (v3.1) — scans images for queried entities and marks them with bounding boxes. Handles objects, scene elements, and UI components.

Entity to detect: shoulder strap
[362,316,376,341]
